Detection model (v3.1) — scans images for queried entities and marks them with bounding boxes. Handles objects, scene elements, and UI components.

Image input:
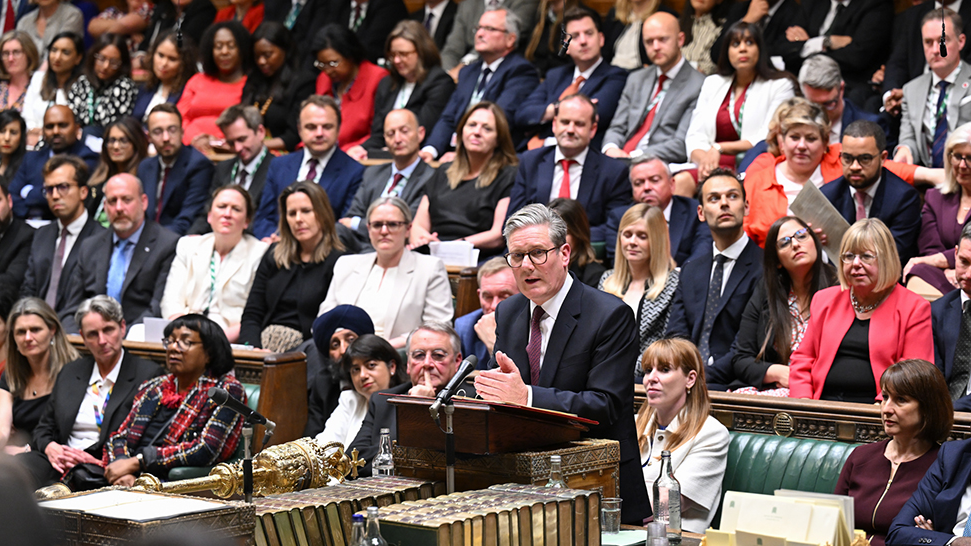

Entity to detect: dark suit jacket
[507,146,630,242]
[455,309,489,369]
[883,0,971,93]
[31,353,160,456]
[604,195,712,264]
[488,276,651,524]
[515,60,628,150]
[9,141,99,219]
[136,146,214,235]
[820,168,921,266]
[842,98,890,141]
[188,151,273,235]
[313,0,408,64]
[21,215,105,310]
[665,237,764,389]
[0,218,34,306]
[344,160,433,248]
[716,0,807,72]
[60,220,179,333]
[360,65,456,155]
[886,438,971,546]
[930,290,971,410]
[730,284,784,389]
[408,1,458,51]
[425,54,540,155]
[252,149,366,239]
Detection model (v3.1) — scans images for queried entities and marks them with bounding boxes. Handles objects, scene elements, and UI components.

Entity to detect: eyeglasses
[840,153,877,167]
[840,252,878,264]
[368,221,407,232]
[313,59,342,70]
[777,228,810,250]
[149,125,182,137]
[162,337,203,351]
[951,152,971,166]
[409,349,450,363]
[1,49,23,59]
[475,25,507,33]
[389,50,417,60]
[107,136,131,146]
[504,247,559,268]
[817,98,840,111]
[42,182,76,196]
[93,53,122,69]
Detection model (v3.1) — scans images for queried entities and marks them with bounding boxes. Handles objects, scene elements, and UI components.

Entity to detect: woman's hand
[408,224,439,249]
[439,151,456,164]
[190,133,214,155]
[104,456,141,485]
[946,268,958,288]
[346,145,368,161]
[903,253,948,278]
[786,26,809,41]
[763,365,790,388]
[697,147,721,180]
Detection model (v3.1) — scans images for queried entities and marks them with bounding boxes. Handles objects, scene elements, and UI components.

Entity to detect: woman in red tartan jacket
[103,314,246,486]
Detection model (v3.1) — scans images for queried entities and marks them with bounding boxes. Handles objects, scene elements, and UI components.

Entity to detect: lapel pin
[964,82,969,89]
[144,247,150,252]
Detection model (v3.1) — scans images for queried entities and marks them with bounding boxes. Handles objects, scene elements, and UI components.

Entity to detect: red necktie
[558,159,574,199]
[3,0,14,33]
[855,191,867,221]
[305,159,319,182]
[387,173,404,196]
[155,166,169,222]
[526,306,545,385]
[527,76,588,151]
[623,74,668,153]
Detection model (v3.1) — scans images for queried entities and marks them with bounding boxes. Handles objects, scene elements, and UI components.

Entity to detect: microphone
[429,355,477,420]
[942,6,948,57]
[209,387,276,430]
[558,24,572,57]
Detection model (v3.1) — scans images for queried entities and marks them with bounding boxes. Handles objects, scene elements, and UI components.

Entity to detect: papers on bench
[430,240,479,267]
[40,490,228,522]
[708,490,855,546]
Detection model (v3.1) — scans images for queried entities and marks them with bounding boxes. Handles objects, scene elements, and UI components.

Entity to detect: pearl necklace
[850,289,883,314]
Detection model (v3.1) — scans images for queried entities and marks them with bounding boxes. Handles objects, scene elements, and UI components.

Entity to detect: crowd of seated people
[7,0,971,532]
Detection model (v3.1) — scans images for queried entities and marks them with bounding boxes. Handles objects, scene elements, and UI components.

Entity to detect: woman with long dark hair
[132,29,198,123]
[0,109,26,187]
[21,31,83,145]
[87,116,148,224]
[549,197,607,287]
[67,33,136,135]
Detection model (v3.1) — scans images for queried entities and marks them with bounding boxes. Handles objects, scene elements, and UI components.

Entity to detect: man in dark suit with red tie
[932,223,971,412]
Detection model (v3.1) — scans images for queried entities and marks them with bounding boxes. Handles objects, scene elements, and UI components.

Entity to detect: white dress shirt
[298,146,336,183]
[423,0,450,38]
[525,273,574,406]
[549,147,588,202]
[710,233,750,296]
[56,209,88,268]
[67,351,123,450]
[849,178,881,218]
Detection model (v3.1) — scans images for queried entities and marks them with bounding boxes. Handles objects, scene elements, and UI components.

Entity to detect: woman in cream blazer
[160,186,268,342]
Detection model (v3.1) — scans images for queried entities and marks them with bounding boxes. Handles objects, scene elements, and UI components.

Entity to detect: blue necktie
[106,240,131,302]
[932,80,950,168]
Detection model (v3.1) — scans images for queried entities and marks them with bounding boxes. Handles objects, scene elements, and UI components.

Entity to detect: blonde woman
[638,338,729,533]
[599,204,679,379]
[410,101,518,255]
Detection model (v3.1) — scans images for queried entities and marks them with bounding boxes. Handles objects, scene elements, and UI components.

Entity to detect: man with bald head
[60,173,179,333]
[341,109,435,249]
[601,12,705,165]
[9,105,99,220]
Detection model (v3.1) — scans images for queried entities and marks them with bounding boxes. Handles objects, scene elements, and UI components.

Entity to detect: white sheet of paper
[40,490,228,522]
[430,240,477,267]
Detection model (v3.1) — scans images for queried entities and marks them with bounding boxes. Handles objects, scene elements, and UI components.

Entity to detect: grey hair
[503,203,567,246]
[798,54,842,90]
[366,195,413,224]
[75,295,125,329]
[631,152,671,177]
[491,8,521,47]
[962,219,971,245]
[406,321,462,355]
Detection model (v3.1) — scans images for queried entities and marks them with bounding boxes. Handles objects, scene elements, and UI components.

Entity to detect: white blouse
[315,389,368,448]
[22,71,68,132]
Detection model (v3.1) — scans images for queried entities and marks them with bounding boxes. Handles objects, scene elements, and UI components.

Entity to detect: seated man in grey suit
[339,109,433,250]
[22,156,105,313]
[17,295,159,488]
[60,173,180,333]
[894,9,971,167]
[601,12,705,167]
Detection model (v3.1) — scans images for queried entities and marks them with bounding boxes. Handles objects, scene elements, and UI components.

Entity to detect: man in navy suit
[798,54,889,145]
[515,7,627,151]
[821,120,921,267]
[453,257,519,368]
[931,224,971,411]
[887,437,971,546]
[604,153,712,263]
[665,169,763,390]
[9,105,99,220]
[408,0,458,51]
[0,179,33,307]
[136,103,213,236]
[21,156,105,313]
[253,95,365,240]
[419,9,539,160]
[474,203,650,524]
[507,94,629,242]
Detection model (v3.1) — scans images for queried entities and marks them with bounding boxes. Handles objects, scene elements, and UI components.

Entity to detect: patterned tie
[558,159,574,199]
[423,10,434,31]
[351,2,363,31]
[951,300,971,401]
[854,191,867,222]
[623,74,668,153]
[526,306,545,385]
[155,166,169,222]
[698,254,728,365]
[45,225,68,307]
[473,67,492,99]
[235,162,247,187]
[387,173,404,196]
[305,158,319,182]
[106,240,131,302]
[933,80,950,168]
[283,1,302,29]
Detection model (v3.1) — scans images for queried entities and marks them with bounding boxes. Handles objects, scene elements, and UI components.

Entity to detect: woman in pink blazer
[789,219,933,402]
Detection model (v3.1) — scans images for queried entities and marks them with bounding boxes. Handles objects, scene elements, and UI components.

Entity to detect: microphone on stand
[209,387,276,446]
[558,24,573,57]
[429,355,478,421]
[942,6,949,57]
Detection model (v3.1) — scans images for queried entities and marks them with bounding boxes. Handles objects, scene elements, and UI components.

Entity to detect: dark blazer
[507,146,630,242]
[455,308,489,369]
[729,284,783,389]
[136,146,214,236]
[408,1,458,51]
[842,98,891,141]
[344,160,433,248]
[360,66,456,155]
[242,72,316,152]
[131,85,183,124]
[21,215,105,310]
[188,151,274,235]
[930,289,971,411]
[665,237,764,389]
[820,168,921,266]
[313,0,408,64]
[515,60,628,150]
[604,195,712,264]
[882,0,971,93]
[488,276,651,524]
[60,220,179,333]
[886,438,971,546]
[716,0,807,73]
[0,218,34,306]
[9,141,99,219]
[425,54,540,155]
[252,149,366,240]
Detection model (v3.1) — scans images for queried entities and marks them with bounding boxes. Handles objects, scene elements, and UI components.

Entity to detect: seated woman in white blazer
[684,21,797,180]
[319,196,453,349]
[160,185,269,342]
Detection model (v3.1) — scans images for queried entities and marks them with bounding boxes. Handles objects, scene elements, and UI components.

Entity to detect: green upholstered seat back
[243,382,260,411]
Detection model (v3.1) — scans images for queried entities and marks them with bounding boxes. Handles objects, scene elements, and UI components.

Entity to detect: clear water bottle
[365,506,389,545]
[653,450,682,543]
[373,428,394,476]
[350,513,366,546]
[545,455,568,488]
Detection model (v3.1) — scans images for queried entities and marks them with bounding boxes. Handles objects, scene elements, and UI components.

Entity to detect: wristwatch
[135,453,144,471]
[822,36,832,51]
[712,142,724,153]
